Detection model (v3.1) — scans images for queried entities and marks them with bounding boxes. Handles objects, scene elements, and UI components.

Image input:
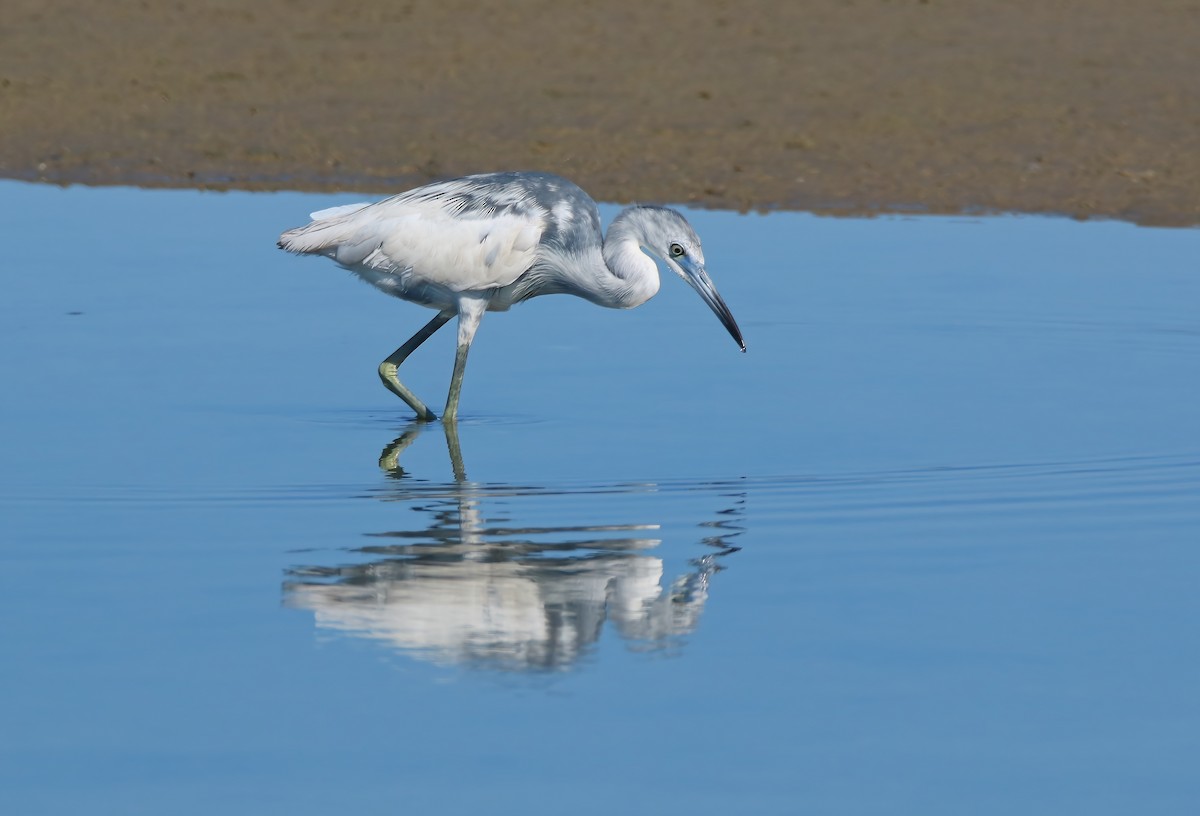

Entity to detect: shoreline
[3,1,1197,226]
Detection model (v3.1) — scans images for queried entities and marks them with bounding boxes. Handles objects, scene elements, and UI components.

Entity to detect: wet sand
[2,0,1198,224]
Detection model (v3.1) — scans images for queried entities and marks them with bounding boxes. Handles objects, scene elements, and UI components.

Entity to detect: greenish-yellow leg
[442,343,471,424]
[378,311,453,420]
[442,297,487,424]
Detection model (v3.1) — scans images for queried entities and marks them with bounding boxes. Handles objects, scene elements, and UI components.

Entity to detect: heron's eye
[669,243,685,257]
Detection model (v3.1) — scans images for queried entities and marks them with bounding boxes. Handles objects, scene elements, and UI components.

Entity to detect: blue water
[1,181,1197,814]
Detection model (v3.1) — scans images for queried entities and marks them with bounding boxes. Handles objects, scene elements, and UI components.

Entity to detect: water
[1,181,1197,814]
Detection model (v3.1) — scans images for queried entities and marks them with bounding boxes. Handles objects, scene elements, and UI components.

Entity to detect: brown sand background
[2,0,1198,225]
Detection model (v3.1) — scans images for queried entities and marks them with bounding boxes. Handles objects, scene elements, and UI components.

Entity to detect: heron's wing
[279,182,547,292]
[372,208,543,291]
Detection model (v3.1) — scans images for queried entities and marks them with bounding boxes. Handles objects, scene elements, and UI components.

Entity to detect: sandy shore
[2,0,1198,225]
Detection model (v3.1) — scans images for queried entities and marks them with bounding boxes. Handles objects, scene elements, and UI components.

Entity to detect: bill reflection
[284,424,742,672]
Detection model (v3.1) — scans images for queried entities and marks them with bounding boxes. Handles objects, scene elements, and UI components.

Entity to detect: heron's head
[632,207,746,352]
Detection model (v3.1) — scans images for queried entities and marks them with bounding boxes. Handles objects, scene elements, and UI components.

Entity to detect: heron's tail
[277,202,372,255]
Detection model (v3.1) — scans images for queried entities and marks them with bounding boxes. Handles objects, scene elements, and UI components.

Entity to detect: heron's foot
[378,361,438,421]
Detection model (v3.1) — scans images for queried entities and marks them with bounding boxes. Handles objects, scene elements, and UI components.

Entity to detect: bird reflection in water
[283,423,743,672]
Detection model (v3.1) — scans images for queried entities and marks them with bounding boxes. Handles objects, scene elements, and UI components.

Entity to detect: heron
[278,171,745,421]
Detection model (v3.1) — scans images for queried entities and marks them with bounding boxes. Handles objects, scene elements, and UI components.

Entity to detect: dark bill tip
[681,261,746,354]
[710,292,745,353]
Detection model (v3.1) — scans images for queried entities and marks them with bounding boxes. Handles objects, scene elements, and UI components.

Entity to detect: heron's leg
[442,297,488,423]
[443,344,471,423]
[378,310,453,420]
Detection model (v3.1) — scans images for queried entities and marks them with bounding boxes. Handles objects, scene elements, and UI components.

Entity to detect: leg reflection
[442,420,467,483]
[378,421,424,478]
[377,420,467,483]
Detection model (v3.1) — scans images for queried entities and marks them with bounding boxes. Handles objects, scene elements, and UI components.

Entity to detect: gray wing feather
[278,173,565,294]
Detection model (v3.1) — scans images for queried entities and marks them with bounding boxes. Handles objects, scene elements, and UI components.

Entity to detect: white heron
[278,171,745,421]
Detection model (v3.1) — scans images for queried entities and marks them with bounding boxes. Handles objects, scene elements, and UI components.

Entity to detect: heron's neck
[599,210,661,308]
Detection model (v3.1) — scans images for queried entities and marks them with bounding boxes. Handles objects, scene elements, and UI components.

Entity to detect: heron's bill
[683,262,746,352]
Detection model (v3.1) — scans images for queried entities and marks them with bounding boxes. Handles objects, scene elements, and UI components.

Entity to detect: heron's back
[278,172,605,310]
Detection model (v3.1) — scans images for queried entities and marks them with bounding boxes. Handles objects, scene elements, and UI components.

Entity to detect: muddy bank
[2,0,1198,225]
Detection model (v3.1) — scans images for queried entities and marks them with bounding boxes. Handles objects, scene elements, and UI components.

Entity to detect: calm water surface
[1,182,1198,814]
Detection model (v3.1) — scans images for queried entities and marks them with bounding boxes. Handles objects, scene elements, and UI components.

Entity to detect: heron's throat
[600,221,661,309]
